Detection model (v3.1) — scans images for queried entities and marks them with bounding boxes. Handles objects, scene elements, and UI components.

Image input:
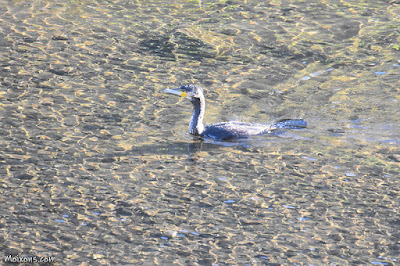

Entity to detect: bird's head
[164,84,204,102]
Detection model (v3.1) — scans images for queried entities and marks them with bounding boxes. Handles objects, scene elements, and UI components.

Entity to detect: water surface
[0,0,399,265]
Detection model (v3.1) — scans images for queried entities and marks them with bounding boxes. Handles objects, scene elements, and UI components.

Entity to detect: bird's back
[200,119,307,141]
[201,122,268,140]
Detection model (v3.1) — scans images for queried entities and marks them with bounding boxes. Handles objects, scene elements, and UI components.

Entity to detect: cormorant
[164,84,306,141]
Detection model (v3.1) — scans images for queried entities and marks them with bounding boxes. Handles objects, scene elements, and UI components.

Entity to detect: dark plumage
[164,84,306,141]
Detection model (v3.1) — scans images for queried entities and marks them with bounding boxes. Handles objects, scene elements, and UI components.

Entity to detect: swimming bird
[164,84,306,141]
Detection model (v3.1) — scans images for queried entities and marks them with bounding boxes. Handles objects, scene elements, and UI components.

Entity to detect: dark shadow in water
[127,139,248,157]
[123,129,310,162]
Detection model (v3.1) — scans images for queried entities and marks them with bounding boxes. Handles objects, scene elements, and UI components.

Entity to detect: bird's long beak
[164,88,188,98]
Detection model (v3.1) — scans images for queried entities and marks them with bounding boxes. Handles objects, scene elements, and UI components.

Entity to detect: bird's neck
[189,97,205,135]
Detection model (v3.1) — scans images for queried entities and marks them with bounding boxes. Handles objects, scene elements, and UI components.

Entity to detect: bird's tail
[271,119,307,130]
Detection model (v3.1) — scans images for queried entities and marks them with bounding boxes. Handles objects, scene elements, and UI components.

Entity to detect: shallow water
[0,0,399,265]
